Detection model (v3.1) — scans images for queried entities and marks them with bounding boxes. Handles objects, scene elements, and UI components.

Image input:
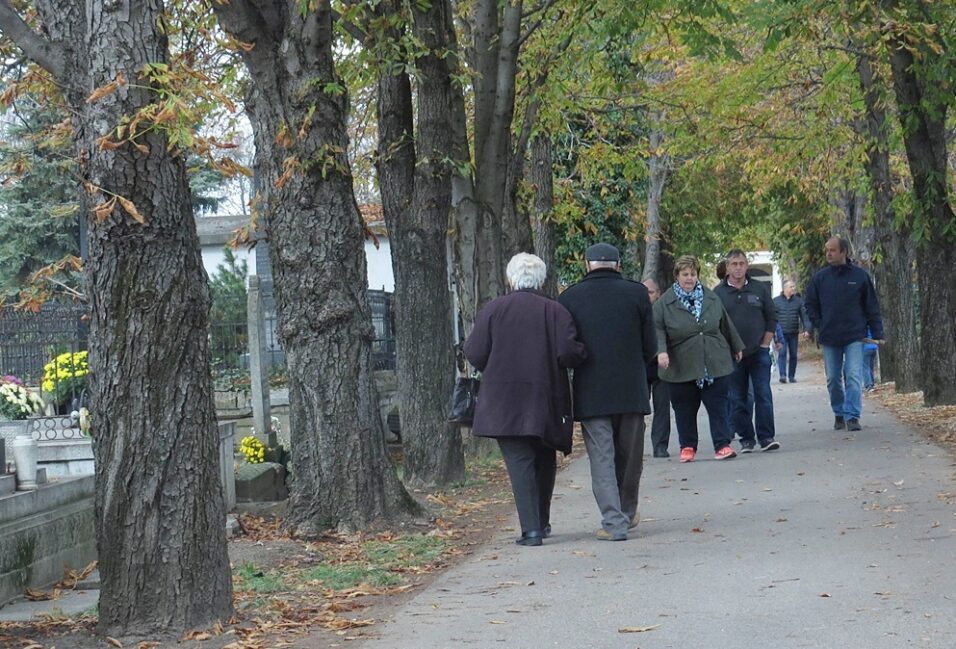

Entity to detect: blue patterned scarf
[671,280,714,388]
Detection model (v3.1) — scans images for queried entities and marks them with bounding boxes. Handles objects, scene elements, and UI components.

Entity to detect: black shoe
[846,419,861,431]
[834,416,845,430]
[788,378,797,383]
[760,439,781,451]
[542,525,551,538]
[653,446,670,458]
[516,530,543,546]
[779,378,787,383]
[740,440,756,453]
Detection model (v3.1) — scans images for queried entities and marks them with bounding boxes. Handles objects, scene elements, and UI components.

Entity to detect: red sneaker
[679,447,696,463]
[715,446,737,460]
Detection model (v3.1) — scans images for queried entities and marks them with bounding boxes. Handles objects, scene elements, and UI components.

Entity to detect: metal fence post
[247,276,273,447]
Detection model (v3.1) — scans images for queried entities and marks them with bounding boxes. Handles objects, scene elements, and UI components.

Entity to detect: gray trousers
[497,436,557,535]
[649,380,671,451]
[581,414,646,535]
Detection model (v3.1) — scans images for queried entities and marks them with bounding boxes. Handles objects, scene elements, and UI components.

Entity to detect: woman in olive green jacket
[654,255,744,463]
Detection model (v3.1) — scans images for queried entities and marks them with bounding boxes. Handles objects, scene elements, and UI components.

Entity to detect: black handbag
[448,376,480,425]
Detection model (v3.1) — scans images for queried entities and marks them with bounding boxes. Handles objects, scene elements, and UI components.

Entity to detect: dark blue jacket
[805,262,884,347]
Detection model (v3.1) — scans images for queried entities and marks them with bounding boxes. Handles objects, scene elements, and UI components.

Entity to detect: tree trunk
[642,123,669,286]
[854,48,920,392]
[213,0,420,531]
[2,0,235,637]
[529,134,558,297]
[886,26,956,406]
[385,0,465,487]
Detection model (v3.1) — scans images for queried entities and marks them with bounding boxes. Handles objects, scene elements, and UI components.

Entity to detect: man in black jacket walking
[714,250,779,453]
[773,280,811,383]
[559,243,657,541]
[805,237,884,432]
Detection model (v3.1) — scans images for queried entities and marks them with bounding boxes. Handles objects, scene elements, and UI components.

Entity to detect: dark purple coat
[463,289,587,454]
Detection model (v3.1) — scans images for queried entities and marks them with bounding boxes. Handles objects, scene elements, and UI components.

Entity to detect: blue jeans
[777,333,800,380]
[823,342,864,420]
[863,348,877,388]
[729,349,775,444]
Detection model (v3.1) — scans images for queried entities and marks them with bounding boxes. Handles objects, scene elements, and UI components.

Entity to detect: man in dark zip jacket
[805,237,884,432]
[714,249,779,453]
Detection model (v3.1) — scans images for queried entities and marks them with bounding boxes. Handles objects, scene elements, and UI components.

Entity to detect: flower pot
[11,425,39,490]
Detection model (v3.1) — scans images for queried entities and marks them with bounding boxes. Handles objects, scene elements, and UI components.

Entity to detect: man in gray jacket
[773,280,811,383]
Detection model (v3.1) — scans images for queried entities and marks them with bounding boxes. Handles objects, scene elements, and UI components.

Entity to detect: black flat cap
[585,242,620,262]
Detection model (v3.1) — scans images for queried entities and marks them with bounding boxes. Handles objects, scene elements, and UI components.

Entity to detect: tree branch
[0,0,66,80]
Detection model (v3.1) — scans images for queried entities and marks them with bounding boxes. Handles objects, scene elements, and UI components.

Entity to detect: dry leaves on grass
[876,388,956,449]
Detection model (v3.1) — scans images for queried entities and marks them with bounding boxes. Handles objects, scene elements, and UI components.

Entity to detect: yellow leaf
[117,196,147,225]
[106,637,123,647]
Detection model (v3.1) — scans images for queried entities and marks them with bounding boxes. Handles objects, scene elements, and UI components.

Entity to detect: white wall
[201,246,256,281]
[365,239,394,292]
[200,240,394,292]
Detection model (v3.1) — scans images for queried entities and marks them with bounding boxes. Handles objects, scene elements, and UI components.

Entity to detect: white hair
[506,253,547,290]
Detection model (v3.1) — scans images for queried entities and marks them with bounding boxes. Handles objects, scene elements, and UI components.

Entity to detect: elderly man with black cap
[558,242,657,541]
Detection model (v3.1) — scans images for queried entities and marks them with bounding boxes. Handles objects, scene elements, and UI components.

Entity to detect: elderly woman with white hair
[464,253,587,546]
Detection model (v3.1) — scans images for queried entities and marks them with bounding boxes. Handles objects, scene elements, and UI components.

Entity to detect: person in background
[805,236,884,432]
[642,278,671,458]
[464,253,587,547]
[773,279,812,383]
[863,327,878,392]
[654,255,744,463]
[714,250,780,453]
[559,243,656,541]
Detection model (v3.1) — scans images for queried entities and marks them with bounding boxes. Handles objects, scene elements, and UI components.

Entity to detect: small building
[745,250,783,297]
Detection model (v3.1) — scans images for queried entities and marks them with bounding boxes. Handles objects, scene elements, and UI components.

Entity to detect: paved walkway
[355,361,956,649]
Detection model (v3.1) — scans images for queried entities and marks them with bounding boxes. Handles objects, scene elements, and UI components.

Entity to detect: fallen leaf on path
[549,570,559,575]
[776,518,788,522]
[489,620,506,624]
[571,550,594,557]
[893,480,905,487]
[762,488,773,492]
[819,593,831,598]
[618,624,660,633]
[526,581,535,586]
[691,527,704,533]
[106,637,123,647]
[875,591,893,596]
[184,630,212,640]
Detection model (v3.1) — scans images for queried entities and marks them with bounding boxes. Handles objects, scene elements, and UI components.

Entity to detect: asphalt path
[355,360,956,649]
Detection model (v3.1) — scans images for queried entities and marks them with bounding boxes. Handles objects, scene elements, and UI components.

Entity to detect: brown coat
[463,289,587,454]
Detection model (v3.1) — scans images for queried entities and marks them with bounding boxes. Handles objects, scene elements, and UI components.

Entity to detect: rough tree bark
[855,49,921,392]
[212,0,420,531]
[0,0,233,637]
[641,121,669,286]
[373,0,464,487]
[529,133,558,297]
[886,21,956,406]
